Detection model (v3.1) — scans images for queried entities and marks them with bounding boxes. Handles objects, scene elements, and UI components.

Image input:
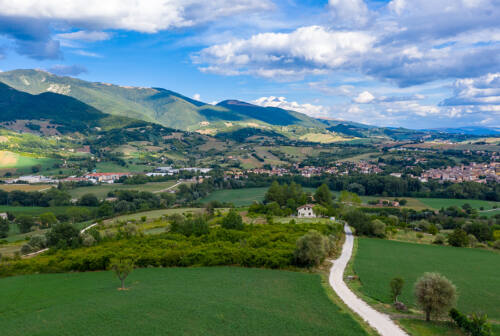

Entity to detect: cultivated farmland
[0,267,369,336]
[353,238,500,321]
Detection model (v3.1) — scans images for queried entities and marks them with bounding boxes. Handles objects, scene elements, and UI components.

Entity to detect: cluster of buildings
[149,166,212,176]
[420,162,500,183]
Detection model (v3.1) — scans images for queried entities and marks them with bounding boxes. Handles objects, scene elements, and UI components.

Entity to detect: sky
[0,0,498,129]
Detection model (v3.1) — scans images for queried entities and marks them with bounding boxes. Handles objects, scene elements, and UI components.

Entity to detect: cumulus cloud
[47,64,88,76]
[252,96,330,117]
[0,0,272,59]
[0,0,272,33]
[195,25,375,80]
[353,91,374,103]
[195,0,500,86]
[193,93,201,101]
[442,73,500,106]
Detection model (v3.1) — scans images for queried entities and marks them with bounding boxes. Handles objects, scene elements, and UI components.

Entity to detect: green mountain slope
[0,82,136,133]
[0,69,325,131]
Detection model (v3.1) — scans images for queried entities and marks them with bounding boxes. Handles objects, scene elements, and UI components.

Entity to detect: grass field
[69,181,178,199]
[416,198,499,211]
[103,208,203,224]
[0,267,368,336]
[201,187,316,207]
[0,150,57,173]
[353,238,500,321]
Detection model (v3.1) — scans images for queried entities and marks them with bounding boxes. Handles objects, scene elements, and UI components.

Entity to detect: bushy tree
[315,183,333,206]
[448,228,469,247]
[39,212,57,228]
[390,277,404,303]
[16,215,35,234]
[46,223,81,248]
[0,218,9,238]
[221,210,244,230]
[294,230,330,267]
[78,193,99,206]
[372,219,386,238]
[414,272,457,321]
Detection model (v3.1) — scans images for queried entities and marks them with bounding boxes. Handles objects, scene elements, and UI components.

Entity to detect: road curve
[329,224,409,336]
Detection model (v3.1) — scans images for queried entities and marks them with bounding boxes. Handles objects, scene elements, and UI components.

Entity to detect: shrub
[390,277,404,303]
[450,308,492,336]
[20,244,32,255]
[493,240,500,250]
[294,230,329,267]
[414,272,457,321]
[433,234,446,245]
[46,223,81,249]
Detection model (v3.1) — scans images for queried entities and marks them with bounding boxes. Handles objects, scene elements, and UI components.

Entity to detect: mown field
[0,267,368,336]
[69,181,178,199]
[416,198,499,211]
[353,238,500,321]
[201,187,316,206]
[0,184,53,192]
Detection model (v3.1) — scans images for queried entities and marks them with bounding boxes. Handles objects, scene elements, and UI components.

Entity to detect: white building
[297,204,316,218]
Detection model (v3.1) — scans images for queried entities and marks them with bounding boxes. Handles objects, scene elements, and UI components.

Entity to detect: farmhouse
[297,204,316,218]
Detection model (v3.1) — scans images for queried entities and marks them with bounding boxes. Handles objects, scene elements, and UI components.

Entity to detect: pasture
[353,238,500,321]
[0,150,57,172]
[416,198,499,211]
[69,181,178,199]
[0,267,368,336]
[0,184,52,192]
[201,187,316,207]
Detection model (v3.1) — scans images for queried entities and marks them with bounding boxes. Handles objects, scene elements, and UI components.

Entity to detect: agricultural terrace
[352,238,500,322]
[0,267,369,336]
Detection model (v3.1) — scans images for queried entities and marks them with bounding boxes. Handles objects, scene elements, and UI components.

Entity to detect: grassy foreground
[0,267,368,336]
[353,238,500,321]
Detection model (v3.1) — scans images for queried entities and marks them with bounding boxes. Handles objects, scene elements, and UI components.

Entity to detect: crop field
[94,161,151,173]
[69,181,178,199]
[0,267,368,336]
[353,238,500,321]
[0,184,52,192]
[201,187,316,207]
[0,150,57,172]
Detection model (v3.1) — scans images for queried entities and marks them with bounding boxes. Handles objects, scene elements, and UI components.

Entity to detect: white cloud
[353,91,375,103]
[72,50,102,57]
[195,25,375,80]
[252,96,330,117]
[442,73,500,106]
[56,31,112,42]
[193,93,201,100]
[0,0,272,33]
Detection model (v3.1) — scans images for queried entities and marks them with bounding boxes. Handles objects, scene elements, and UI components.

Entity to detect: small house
[297,204,316,218]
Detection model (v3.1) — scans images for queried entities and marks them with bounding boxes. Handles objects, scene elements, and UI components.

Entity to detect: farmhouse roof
[297,204,315,210]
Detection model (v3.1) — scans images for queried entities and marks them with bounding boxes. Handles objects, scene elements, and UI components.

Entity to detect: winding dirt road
[329,224,409,336]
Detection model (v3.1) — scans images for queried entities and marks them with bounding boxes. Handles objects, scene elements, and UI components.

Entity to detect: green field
[201,187,316,207]
[103,207,203,224]
[0,267,368,336]
[416,198,499,211]
[353,238,500,321]
[95,161,151,173]
[69,181,178,199]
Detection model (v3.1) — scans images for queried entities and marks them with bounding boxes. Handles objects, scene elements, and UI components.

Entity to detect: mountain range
[0,69,497,139]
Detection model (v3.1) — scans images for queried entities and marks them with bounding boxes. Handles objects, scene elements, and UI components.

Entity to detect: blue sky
[0,0,498,129]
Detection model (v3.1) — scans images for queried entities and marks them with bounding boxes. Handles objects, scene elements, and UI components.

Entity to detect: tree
[221,209,244,230]
[16,215,35,234]
[0,218,9,238]
[448,228,469,247]
[78,193,99,206]
[414,272,457,321]
[294,230,330,267]
[46,223,81,248]
[390,277,404,303]
[39,212,57,228]
[315,183,333,206]
[110,257,135,290]
[372,219,386,238]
